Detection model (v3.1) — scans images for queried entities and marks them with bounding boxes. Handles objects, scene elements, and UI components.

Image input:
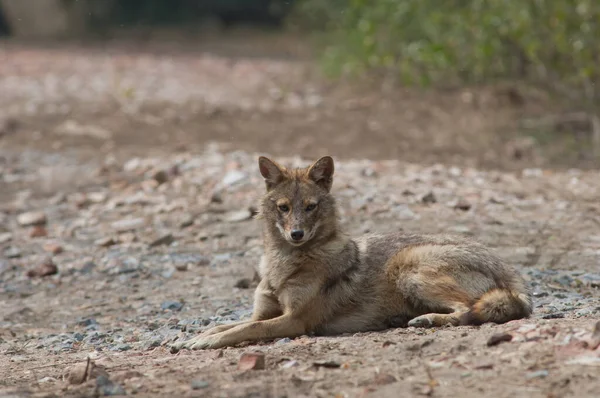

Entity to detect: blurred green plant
[294,0,600,102]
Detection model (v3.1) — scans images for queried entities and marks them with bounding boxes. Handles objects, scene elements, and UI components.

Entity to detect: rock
[238,352,266,371]
[224,209,253,223]
[29,225,48,238]
[275,337,292,345]
[222,170,247,187]
[179,215,195,229]
[453,198,472,211]
[4,246,21,258]
[161,301,184,312]
[152,169,169,185]
[421,192,437,204]
[313,360,341,369]
[111,218,146,232]
[96,375,126,396]
[26,259,58,278]
[487,332,513,347]
[234,278,252,289]
[525,370,549,380]
[542,313,565,319]
[43,243,64,254]
[149,233,174,248]
[55,120,113,140]
[95,237,116,247]
[0,232,13,244]
[374,373,397,385]
[65,359,108,385]
[17,211,47,226]
[191,380,210,390]
[590,320,600,350]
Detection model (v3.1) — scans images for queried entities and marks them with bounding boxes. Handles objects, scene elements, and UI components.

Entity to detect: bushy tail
[460,288,533,326]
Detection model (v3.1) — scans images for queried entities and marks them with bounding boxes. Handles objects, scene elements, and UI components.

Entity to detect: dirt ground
[1,31,600,398]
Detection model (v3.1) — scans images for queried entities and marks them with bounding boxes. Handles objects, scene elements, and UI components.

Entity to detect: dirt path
[1,35,600,398]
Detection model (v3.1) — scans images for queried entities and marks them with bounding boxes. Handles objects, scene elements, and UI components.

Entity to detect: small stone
[43,243,64,254]
[238,352,266,371]
[234,278,252,289]
[65,360,108,385]
[487,332,513,347]
[161,301,184,312]
[590,320,600,350]
[26,259,58,278]
[525,370,549,380]
[275,337,292,345]
[4,246,21,258]
[153,169,169,185]
[281,360,299,369]
[542,313,565,319]
[95,237,116,247]
[96,375,126,396]
[87,192,107,203]
[454,198,472,211]
[0,232,12,244]
[29,225,48,238]
[17,211,47,226]
[111,218,146,232]
[313,360,341,369]
[174,263,188,272]
[421,192,437,204]
[222,170,247,187]
[191,380,210,390]
[224,209,253,223]
[374,373,397,385]
[179,215,195,229]
[149,233,174,248]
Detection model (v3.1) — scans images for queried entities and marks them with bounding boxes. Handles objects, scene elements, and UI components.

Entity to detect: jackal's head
[257,156,337,247]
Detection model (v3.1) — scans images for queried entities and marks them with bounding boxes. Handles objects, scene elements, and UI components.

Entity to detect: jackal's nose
[291,230,305,241]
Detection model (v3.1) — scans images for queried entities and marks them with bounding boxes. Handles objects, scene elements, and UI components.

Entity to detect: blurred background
[1,0,599,170]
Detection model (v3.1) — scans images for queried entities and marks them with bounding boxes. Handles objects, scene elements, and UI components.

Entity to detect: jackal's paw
[407,315,434,328]
[170,335,222,351]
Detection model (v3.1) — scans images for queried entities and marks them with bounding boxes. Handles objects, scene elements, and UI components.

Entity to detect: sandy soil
[1,32,599,398]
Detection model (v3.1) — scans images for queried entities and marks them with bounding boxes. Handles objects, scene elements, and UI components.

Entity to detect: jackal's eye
[305,203,317,212]
[278,204,290,212]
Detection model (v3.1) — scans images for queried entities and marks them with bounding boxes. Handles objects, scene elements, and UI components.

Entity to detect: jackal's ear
[307,156,335,192]
[258,156,285,191]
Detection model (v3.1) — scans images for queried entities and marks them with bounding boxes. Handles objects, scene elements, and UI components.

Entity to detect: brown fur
[171,156,533,350]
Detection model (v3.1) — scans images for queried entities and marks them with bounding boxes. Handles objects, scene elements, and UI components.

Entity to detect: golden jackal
[172,156,532,350]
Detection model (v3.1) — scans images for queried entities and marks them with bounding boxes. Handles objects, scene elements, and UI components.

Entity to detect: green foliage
[295,0,600,101]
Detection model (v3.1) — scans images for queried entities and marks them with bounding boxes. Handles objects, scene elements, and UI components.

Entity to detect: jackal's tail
[459,288,533,325]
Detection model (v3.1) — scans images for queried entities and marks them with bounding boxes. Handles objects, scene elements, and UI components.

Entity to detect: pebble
[238,352,266,371]
[43,243,64,254]
[224,209,253,222]
[149,233,174,247]
[421,191,437,204]
[96,375,126,396]
[191,380,210,390]
[95,237,116,247]
[29,225,48,238]
[234,278,252,289]
[0,232,13,244]
[111,218,146,232]
[161,301,184,312]
[525,370,549,380]
[17,211,47,226]
[222,170,247,187]
[4,246,21,258]
[453,198,472,211]
[487,332,513,347]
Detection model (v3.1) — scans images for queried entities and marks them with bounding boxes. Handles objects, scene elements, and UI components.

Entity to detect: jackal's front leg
[171,314,305,350]
[171,282,282,349]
